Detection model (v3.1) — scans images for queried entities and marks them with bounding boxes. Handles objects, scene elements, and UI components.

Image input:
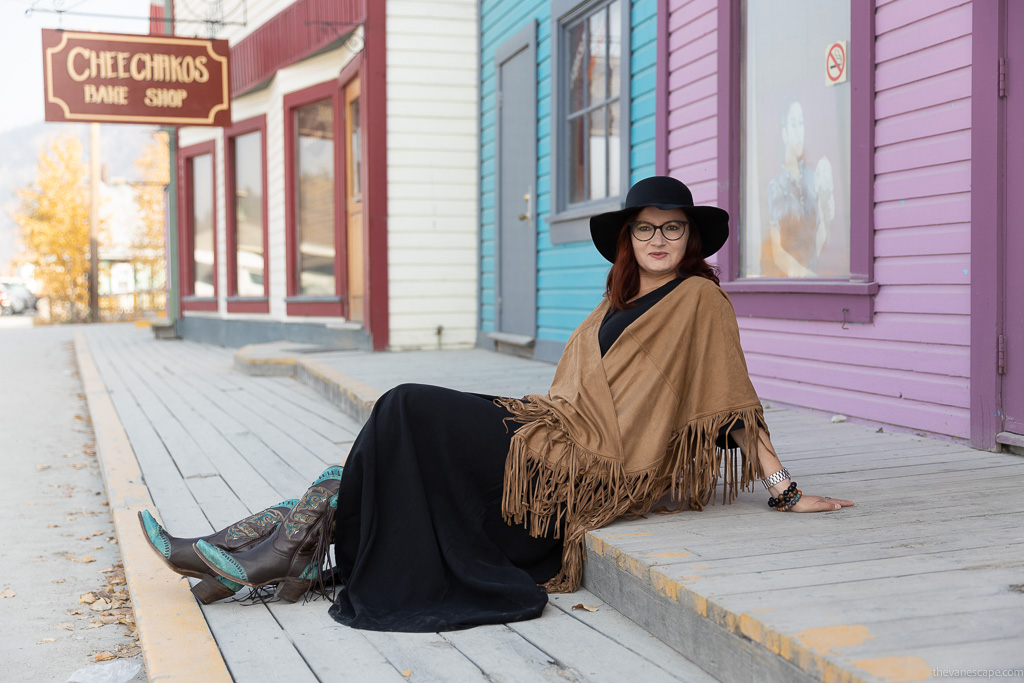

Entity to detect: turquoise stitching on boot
[141,511,171,559]
[279,499,299,508]
[195,540,248,582]
[298,561,319,580]
[214,575,244,591]
[312,466,344,486]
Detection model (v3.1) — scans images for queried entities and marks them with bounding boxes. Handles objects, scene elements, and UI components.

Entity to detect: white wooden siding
[385,0,479,350]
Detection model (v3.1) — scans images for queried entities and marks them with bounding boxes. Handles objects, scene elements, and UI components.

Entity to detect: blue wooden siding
[479,0,658,344]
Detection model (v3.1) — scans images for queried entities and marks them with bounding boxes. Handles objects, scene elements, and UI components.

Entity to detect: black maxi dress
[328,280,685,632]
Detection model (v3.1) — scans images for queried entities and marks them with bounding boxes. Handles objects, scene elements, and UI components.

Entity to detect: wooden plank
[611,516,1023,576]
[103,335,221,480]
[546,590,719,683]
[148,373,311,497]
[663,543,1024,597]
[108,336,288,511]
[509,606,700,683]
[200,603,320,683]
[87,333,206,533]
[359,631,490,682]
[439,624,578,682]
[176,370,332,479]
[269,602,409,683]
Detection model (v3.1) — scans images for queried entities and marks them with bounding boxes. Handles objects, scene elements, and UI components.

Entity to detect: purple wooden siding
[665,0,973,439]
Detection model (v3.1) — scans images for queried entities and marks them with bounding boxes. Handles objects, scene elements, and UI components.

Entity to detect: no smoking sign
[825,41,848,86]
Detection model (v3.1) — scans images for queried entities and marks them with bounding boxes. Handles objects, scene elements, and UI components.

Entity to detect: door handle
[519,191,532,222]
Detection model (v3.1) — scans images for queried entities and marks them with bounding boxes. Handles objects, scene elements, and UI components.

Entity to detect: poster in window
[741,1,851,279]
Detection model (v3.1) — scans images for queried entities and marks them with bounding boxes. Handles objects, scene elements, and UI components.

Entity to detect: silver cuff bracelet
[762,467,791,490]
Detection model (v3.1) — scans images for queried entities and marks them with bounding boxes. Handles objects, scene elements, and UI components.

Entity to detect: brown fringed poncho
[496,276,767,593]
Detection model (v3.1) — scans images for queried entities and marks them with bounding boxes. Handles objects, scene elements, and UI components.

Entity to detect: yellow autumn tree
[132,130,169,282]
[13,134,92,322]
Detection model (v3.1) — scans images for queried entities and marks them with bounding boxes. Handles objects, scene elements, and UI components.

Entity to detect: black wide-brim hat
[589,176,730,263]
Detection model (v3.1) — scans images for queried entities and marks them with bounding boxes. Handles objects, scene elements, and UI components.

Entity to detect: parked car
[0,283,20,315]
[0,281,36,312]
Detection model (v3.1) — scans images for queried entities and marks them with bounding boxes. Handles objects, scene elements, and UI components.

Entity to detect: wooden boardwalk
[248,342,1024,682]
[82,324,716,683]
[585,407,1024,683]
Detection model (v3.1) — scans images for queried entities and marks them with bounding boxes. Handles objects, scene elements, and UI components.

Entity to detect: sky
[0,0,153,134]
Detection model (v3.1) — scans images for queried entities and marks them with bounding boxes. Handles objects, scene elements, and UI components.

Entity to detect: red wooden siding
[230,0,365,97]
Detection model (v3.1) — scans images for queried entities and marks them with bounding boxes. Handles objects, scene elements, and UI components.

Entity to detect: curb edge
[74,330,232,683]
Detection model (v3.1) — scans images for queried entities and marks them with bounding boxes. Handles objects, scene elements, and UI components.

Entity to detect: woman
[140,176,852,632]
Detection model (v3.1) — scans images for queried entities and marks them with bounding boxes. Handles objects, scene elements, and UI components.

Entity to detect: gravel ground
[0,319,146,682]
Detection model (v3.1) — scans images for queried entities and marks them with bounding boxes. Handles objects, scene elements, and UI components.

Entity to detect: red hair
[604,217,721,309]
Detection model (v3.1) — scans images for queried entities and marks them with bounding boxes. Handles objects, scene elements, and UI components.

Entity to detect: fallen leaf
[79,592,98,604]
[69,462,89,469]
[88,620,103,629]
[79,555,96,564]
[101,566,116,573]
[77,536,91,541]
[35,464,52,470]
[52,579,66,584]
[92,531,106,537]
[56,622,73,631]
[39,638,56,643]
[90,598,111,612]
[1,589,16,598]
[68,609,82,615]
[94,652,116,662]
[401,670,412,678]
[46,524,59,529]
[571,603,598,612]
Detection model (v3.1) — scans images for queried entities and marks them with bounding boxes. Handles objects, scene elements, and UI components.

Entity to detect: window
[179,140,217,311]
[549,0,631,244]
[740,1,850,279]
[716,0,876,322]
[296,100,336,296]
[283,81,344,317]
[225,116,269,313]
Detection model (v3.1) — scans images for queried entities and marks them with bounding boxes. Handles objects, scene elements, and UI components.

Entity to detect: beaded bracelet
[767,481,798,508]
[777,491,802,512]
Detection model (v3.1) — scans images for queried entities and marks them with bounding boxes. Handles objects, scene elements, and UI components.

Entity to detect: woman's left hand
[790,494,854,512]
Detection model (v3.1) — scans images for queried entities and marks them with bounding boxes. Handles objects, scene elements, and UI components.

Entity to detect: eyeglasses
[628,220,689,241]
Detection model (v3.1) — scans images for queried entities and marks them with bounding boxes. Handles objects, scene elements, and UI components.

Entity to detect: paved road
[0,320,146,682]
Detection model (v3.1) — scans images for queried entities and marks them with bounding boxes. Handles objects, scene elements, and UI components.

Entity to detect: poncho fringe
[496,397,766,593]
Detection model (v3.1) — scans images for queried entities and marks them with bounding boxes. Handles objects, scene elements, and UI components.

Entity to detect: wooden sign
[42,29,231,126]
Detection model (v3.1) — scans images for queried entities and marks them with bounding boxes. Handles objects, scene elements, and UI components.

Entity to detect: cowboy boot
[195,465,343,603]
[139,500,298,603]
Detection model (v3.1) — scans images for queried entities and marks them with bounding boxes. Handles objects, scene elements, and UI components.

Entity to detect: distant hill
[0,122,162,274]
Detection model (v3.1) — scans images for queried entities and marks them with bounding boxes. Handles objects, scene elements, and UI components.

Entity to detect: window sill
[226,297,269,314]
[285,296,344,318]
[181,296,218,312]
[548,198,624,245]
[721,280,878,323]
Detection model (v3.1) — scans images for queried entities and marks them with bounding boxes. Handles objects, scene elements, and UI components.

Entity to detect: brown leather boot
[138,500,297,603]
[195,465,343,602]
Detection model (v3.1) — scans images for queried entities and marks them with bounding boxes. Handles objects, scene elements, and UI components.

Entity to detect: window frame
[224,115,270,313]
[283,80,347,318]
[548,0,632,245]
[716,0,877,323]
[178,140,218,312]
